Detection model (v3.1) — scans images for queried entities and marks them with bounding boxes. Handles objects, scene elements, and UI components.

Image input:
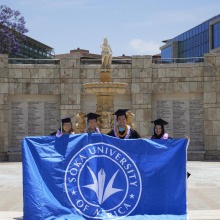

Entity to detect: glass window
[204,21,209,29]
[201,44,204,54]
[192,28,195,36]
[202,23,205,31]
[160,16,220,58]
[198,24,202,33]
[198,34,201,46]
[212,22,220,48]
[205,42,209,52]
[161,45,173,59]
[197,26,200,34]
[188,37,192,49]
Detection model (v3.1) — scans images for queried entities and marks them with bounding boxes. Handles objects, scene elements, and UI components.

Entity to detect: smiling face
[62,122,72,133]
[88,119,98,131]
[117,115,127,128]
[155,125,162,136]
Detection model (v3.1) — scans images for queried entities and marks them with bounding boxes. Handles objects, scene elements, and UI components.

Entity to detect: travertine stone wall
[0,52,220,161]
[0,54,9,161]
[203,53,220,160]
[60,58,81,121]
[131,56,152,138]
[150,62,205,160]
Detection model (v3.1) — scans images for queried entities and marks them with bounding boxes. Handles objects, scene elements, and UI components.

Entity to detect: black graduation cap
[151,118,169,126]
[84,112,101,121]
[61,117,71,124]
[60,116,73,132]
[113,109,129,117]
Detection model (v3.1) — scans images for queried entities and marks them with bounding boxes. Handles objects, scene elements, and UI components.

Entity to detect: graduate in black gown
[150,118,191,178]
[84,112,101,133]
[50,116,74,137]
[107,109,140,139]
[151,118,170,139]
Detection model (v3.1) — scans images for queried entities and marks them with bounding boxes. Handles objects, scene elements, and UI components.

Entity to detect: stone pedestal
[99,69,112,82]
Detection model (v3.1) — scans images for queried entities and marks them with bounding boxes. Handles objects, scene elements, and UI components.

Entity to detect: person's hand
[163,133,168,139]
[185,136,190,140]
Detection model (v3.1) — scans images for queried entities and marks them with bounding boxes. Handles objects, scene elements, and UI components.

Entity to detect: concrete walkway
[0,161,220,220]
[187,161,220,220]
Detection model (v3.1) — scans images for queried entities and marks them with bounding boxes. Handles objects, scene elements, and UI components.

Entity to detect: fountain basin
[83,82,128,95]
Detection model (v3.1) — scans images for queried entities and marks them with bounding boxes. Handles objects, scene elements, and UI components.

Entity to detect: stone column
[131,55,152,137]
[0,54,9,161]
[203,53,220,160]
[60,58,81,125]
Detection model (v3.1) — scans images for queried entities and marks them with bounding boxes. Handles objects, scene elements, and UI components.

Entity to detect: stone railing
[152,57,204,64]
[8,58,60,64]
[80,58,132,65]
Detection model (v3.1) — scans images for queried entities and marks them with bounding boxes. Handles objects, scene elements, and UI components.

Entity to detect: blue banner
[22,134,188,220]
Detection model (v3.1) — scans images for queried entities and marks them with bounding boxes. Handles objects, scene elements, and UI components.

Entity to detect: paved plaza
[0,161,220,220]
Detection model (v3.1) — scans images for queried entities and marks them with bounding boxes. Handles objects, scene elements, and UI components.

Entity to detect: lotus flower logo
[83,166,123,205]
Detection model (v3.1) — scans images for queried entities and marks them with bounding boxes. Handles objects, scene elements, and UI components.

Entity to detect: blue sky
[1,0,220,56]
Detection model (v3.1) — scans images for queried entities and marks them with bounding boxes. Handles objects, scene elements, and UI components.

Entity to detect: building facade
[8,35,54,60]
[160,14,220,60]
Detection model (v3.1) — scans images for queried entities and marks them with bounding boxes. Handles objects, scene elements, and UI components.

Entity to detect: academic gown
[50,130,74,136]
[107,128,140,139]
[50,131,57,135]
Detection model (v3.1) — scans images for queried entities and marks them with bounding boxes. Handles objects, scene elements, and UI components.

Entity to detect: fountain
[77,38,131,133]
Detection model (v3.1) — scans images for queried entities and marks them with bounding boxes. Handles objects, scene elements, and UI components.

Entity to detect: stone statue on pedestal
[100,38,112,69]
[83,38,128,133]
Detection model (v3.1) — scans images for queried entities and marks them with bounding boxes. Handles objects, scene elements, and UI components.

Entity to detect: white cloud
[129,39,161,55]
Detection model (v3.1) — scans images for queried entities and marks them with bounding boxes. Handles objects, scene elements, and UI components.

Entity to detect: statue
[100,111,112,129]
[75,112,85,133]
[100,38,112,69]
[126,111,135,129]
